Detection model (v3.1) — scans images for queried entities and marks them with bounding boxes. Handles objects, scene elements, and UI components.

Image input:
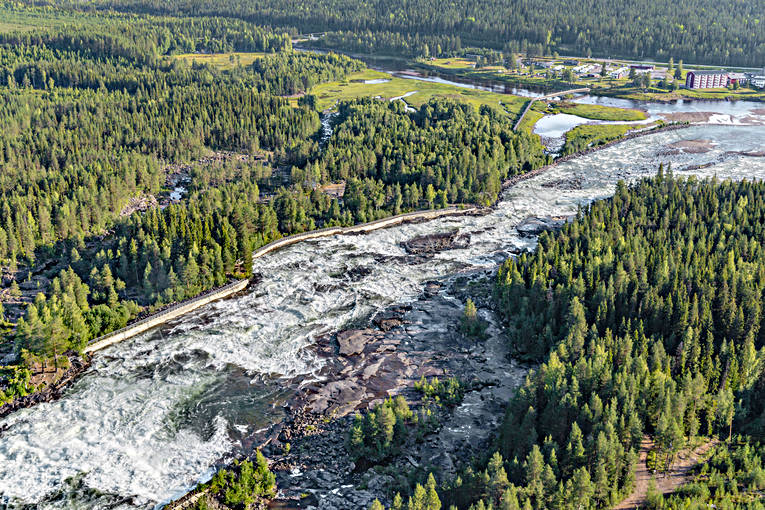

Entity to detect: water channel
[1,75,764,508]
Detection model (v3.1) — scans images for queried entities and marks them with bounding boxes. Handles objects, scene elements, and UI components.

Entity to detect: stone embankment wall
[84,279,250,353]
[502,122,691,190]
[85,206,480,353]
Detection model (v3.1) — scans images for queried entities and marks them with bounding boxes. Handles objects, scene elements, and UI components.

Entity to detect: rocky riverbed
[253,270,528,509]
[5,125,765,508]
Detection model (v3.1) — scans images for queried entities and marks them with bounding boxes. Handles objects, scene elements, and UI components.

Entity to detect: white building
[610,67,628,79]
[573,64,596,75]
[750,71,765,88]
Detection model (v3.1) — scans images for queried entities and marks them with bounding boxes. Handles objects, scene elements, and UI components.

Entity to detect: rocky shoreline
[169,251,529,510]
[0,354,91,421]
[150,220,522,508]
[0,122,686,427]
[261,270,527,509]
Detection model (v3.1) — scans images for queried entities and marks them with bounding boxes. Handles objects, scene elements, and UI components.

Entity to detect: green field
[563,121,660,153]
[424,57,475,69]
[517,109,545,133]
[309,69,528,116]
[607,86,765,102]
[514,99,646,134]
[551,102,648,121]
[174,52,268,69]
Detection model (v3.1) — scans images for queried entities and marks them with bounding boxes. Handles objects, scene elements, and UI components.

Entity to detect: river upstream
[1,119,764,506]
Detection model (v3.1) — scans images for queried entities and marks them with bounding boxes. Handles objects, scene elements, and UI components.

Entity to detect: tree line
[66,0,765,66]
[448,171,765,509]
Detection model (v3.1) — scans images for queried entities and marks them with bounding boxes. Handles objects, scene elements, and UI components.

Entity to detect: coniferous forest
[0,7,546,369]
[473,172,765,510]
[67,0,765,66]
[1,1,765,510]
[351,173,765,510]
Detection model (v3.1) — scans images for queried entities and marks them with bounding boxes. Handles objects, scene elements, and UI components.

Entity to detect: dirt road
[615,437,718,509]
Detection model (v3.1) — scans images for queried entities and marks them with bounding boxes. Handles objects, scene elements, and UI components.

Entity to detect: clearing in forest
[615,437,719,510]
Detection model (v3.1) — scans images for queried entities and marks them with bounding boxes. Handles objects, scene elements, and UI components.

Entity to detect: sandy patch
[614,438,718,510]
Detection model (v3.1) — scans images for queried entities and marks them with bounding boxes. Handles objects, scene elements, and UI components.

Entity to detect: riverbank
[84,279,251,353]
[410,61,765,103]
[84,206,484,355]
[0,119,690,428]
[296,45,765,106]
[169,268,528,510]
[0,206,484,423]
[501,122,691,190]
[0,354,90,420]
[596,86,765,103]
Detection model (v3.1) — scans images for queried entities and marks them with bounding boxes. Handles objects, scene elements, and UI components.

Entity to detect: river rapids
[1,124,765,508]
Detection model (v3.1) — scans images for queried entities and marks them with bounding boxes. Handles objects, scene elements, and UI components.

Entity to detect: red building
[685,70,728,89]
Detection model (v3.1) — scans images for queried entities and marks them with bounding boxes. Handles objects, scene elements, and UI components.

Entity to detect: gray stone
[336,330,374,356]
[516,216,566,236]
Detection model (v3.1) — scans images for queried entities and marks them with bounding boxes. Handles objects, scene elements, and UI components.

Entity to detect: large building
[685,70,729,89]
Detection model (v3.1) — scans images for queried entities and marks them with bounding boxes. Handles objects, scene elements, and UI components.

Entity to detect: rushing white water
[1,125,764,508]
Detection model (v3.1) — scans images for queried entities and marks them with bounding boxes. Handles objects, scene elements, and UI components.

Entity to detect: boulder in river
[373,310,407,331]
[400,230,470,255]
[516,216,567,237]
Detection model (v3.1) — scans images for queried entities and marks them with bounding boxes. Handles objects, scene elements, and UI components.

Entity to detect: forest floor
[615,437,719,509]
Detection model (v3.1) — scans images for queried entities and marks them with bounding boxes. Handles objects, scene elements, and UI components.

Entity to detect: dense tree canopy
[67,0,765,66]
[0,12,545,362]
[456,172,765,510]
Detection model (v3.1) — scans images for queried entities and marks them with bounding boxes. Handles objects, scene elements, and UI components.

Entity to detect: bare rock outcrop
[400,230,470,255]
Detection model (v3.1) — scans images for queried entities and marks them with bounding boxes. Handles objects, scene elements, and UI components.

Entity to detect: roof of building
[688,70,728,76]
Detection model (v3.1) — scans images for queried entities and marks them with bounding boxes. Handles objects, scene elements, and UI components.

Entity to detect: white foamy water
[1,125,764,507]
